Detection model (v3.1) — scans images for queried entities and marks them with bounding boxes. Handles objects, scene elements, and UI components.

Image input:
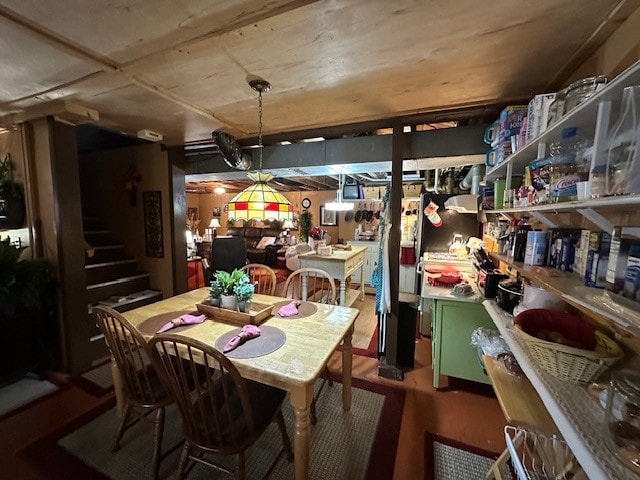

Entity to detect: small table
[297,246,366,306]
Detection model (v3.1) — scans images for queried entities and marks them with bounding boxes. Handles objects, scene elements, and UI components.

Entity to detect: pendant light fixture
[325,174,354,211]
[226,79,293,222]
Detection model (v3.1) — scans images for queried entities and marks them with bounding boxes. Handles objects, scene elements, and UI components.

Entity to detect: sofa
[226,226,284,266]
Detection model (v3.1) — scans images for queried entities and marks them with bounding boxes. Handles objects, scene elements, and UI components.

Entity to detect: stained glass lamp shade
[227,172,293,221]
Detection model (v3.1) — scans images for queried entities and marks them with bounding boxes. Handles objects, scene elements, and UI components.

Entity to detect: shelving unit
[489,252,640,351]
[485,58,640,186]
[484,300,638,480]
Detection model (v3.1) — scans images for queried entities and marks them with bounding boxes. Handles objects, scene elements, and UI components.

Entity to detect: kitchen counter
[420,282,484,303]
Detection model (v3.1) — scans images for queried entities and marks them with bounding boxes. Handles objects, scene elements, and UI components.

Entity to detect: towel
[223,324,261,353]
[277,301,301,317]
[156,313,206,333]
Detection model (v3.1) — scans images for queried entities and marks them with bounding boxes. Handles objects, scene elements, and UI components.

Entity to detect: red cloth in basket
[514,309,596,350]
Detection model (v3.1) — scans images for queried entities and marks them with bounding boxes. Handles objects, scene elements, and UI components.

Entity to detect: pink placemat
[270,300,318,319]
[137,311,201,336]
[215,325,286,359]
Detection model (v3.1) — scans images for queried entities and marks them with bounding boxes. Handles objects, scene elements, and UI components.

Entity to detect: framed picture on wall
[212,207,221,217]
[320,206,337,226]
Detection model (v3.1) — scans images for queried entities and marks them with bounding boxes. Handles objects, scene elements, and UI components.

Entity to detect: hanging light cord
[257,88,263,172]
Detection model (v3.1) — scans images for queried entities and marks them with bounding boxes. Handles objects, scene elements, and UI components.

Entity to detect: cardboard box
[499,105,528,143]
[623,244,640,302]
[526,93,556,141]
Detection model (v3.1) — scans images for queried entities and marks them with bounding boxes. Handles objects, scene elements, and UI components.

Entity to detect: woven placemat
[270,300,318,319]
[137,310,201,335]
[215,325,286,359]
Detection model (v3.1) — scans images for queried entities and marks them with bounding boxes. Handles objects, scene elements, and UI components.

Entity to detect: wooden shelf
[489,252,640,354]
[486,194,640,215]
[484,300,638,480]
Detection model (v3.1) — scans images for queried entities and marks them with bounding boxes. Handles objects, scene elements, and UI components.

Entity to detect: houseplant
[299,210,312,242]
[212,268,247,310]
[234,276,255,313]
[209,279,223,307]
[0,240,57,384]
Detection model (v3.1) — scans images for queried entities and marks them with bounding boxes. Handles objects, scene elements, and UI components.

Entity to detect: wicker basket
[514,325,623,384]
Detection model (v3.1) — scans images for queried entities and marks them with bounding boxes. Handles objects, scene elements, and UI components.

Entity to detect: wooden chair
[282,267,337,424]
[147,334,293,480]
[240,263,277,296]
[93,305,173,480]
[282,267,337,305]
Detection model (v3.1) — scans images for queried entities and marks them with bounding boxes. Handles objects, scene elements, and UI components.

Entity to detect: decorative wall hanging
[143,191,164,258]
[320,206,337,226]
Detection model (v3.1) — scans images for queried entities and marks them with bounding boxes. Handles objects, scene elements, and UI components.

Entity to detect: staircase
[83,212,163,361]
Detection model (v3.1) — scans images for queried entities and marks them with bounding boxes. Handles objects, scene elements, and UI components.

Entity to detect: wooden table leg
[289,383,314,480]
[339,279,346,306]
[342,324,354,411]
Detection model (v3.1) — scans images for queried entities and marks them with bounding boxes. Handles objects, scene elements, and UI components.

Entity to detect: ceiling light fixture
[214,186,226,194]
[325,174,354,211]
[226,79,293,222]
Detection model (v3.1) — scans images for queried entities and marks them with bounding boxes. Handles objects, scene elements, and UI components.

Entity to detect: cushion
[255,236,276,250]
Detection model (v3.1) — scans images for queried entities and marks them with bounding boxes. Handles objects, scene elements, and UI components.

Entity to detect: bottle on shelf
[513,216,532,262]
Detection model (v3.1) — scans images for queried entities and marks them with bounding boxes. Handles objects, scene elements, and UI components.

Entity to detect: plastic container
[521,283,565,310]
[605,85,640,195]
[605,369,640,476]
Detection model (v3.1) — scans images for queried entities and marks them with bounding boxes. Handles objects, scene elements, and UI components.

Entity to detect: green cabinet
[431,299,496,388]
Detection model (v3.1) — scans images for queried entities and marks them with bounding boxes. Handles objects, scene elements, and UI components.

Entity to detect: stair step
[87,245,126,264]
[83,216,102,230]
[95,289,164,313]
[84,230,114,246]
[85,259,138,284]
[86,274,151,304]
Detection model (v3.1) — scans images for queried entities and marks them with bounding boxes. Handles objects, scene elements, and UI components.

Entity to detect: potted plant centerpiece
[234,275,255,313]
[209,278,223,307]
[212,268,248,311]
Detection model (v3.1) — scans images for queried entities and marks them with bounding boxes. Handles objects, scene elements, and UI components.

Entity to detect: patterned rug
[424,431,512,480]
[20,376,404,480]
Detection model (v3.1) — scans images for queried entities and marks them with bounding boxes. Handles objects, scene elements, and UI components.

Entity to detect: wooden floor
[0,277,507,479]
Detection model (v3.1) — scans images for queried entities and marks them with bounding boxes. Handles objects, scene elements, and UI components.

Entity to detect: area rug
[424,431,512,480]
[20,376,404,480]
[0,376,59,420]
[71,361,114,397]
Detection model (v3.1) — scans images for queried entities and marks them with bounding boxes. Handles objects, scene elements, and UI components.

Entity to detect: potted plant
[0,153,26,229]
[209,279,223,307]
[234,276,255,313]
[299,210,312,242]
[212,268,246,310]
[0,240,57,384]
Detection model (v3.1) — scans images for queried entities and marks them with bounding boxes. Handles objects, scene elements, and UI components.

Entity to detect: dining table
[116,287,359,480]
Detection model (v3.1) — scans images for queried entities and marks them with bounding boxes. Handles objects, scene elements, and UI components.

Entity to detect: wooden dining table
[118,287,359,480]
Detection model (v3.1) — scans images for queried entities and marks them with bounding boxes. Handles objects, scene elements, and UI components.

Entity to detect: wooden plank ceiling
[1,0,638,157]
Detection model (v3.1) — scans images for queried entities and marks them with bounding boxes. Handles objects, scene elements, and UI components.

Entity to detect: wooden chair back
[241,263,277,296]
[94,305,167,407]
[147,334,260,455]
[283,267,337,304]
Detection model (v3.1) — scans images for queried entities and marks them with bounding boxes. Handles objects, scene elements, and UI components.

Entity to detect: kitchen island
[297,245,366,307]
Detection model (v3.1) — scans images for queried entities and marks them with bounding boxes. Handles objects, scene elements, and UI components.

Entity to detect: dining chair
[240,263,277,296]
[282,267,337,424]
[210,236,247,273]
[147,334,293,480]
[93,305,173,480]
[201,257,212,286]
[282,267,337,305]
